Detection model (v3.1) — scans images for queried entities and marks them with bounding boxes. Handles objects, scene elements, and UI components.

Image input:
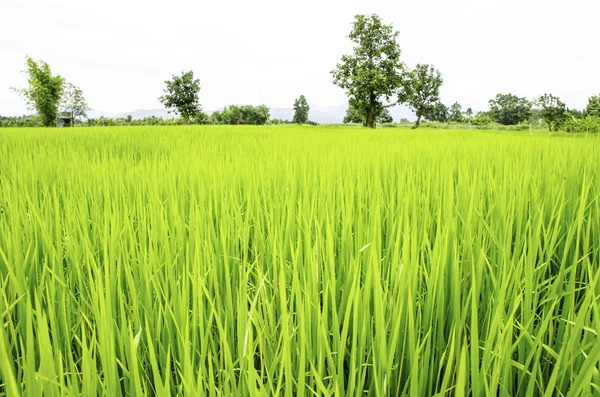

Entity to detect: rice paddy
[0,125,599,396]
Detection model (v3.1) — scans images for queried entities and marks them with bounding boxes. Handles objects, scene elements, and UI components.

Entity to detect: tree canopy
[585,95,600,118]
[211,105,270,125]
[332,14,409,129]
[159,70,201,125]
[488,93,532,125]
[535,94,567,131]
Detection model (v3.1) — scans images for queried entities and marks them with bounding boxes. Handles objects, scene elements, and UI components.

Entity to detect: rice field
[0,125,599,396]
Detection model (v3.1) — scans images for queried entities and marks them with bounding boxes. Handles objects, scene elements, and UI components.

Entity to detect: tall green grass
[0,125,599,396]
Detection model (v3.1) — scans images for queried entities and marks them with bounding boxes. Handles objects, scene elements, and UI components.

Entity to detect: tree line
[6,59,314,127]
[333,14,600,132]
[4,15,600,132]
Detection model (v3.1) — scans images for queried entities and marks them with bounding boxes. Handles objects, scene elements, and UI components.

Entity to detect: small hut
[57,116,73,128]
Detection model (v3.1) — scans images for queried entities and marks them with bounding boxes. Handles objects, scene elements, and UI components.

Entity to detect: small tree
[11,56,64,127]
[585,95,600,118]
[332,14,410,129]
[293,95,310,124]
[429,101,449,122]
[448,102,464,122]
[406,64,443,129]
[159,70,201,125]
[535,94,567,131]
[488,93,532,125]
[61,82,89,125]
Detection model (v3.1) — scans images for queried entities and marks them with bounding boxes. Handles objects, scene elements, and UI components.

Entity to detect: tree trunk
[184,114,190,125]
[413,115,422,129]
[366,110,376,129]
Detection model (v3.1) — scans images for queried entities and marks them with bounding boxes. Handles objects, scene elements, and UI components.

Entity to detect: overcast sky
[1,0,598,115]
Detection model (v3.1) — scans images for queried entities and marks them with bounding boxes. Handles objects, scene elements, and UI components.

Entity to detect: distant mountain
[86,109,123,119]
[87,104,415,124]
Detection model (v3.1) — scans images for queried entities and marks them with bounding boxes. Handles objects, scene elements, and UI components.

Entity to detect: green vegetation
[487,93,532,126]
[406,64,444,129]
[535,94,568,132]
[1,125,599,395]
[343,102,393,125]
[10,57,65,127]
[211,104,270,125]
[158,70,202,125]
[60,82,89,123]
[293,95,310,124]
[331,14,409,129]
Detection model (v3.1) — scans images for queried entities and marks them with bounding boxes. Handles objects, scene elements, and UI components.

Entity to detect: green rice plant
[0,125,599,396]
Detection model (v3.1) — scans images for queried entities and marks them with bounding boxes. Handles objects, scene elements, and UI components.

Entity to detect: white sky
[1,0,598,115]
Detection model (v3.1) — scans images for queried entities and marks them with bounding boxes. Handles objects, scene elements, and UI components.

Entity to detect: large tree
[331,14,409,129]
[293,95,310,124]
[61,82,89,124]
[535,94,567,131]
[11,56,64,127]
[488,93,532,125]
[159,70,201,125]
[406,64,443,129]
[585,95,600,118]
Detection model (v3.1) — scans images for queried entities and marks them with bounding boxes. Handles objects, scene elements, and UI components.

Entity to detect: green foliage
[332,14,409,128]
[470,113,494,125]
[158,70,201,124]
[535,94,567,131]
[343,102,364,124]
[191,111,211,125]
[211,105,270,125]
[0,126,599,395]
[428,101,449,122]
[448,102,465,122]
[406,64,444,128]
[568,108,584,119]
[11,56,64,127]
[584,95,600,117]
[563,115,600,133]
[488,93,532,125]
[343,102,393,124]
[61,82,89,122]
[292,95,310,124]
[0,115,42,127]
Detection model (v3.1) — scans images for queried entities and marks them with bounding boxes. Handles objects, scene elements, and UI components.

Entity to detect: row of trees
[7,28,599,131]
[158,70,313,125]
[7,59,313,128]
[332,14,600,131]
